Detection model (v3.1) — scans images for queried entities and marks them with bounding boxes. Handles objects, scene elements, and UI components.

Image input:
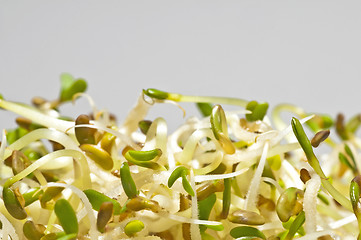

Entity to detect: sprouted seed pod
[59,73,87,103]
[124,148,165,170]
[126,196,161,213]
[54,199,78,235]
[124,220,145,237]
[210,104,235,154]
[138,120,152,134]
[3,187,27,220]
[75,114,96,144]
[84,189,122,215]
[23,220,45,240]
[276,187,304,222]
[230,226,266,239]
[3,80,361,239]
[228,209,265,225]
[196,102,213,117]
[245,100,269,122]
[168,166,195,196]
[97,201,113,233]
[120,162,138,199]
[80,143,114,170]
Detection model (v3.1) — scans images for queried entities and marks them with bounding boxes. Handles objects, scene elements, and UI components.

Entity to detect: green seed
[124,220,145,237]
[168,166,189,188]
[126,196,161,213]
[120,162,138,199]
[196,102,213,117]
[23,220,45,240]
[84,189,122,215]
[40,183,65,208]
[230,226,266,239]
[100,132,116,154]
[197,180,224,201]
[97,202,113,233]
[210,105,235,154]
[23,188,43,207]
[126,149,162,161]
[246,101,269,122]
[138,120,152,134]
[80,143,114,170]
[181,174,195,197]
[54,199,78,235]
[276,187,303,222]
[3,187,27,220]
[143,88,169,100]
[59,73,87,102]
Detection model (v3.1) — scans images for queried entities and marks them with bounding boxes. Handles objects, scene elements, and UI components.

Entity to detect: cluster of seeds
[1,74,361,239]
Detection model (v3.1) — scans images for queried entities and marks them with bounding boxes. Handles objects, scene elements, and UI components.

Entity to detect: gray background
[1,0,361,131]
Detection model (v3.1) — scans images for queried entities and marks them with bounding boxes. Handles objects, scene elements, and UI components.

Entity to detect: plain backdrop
[1,0,361,132]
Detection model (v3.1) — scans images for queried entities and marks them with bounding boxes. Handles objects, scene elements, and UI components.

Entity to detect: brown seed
[196,180,224,201]
[75,114,96,144]
[228,209,265,225]
[300,168,311,184]
[97,202,113,233]
[311,130,330,148]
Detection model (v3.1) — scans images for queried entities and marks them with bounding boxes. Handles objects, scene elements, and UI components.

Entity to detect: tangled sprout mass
[1,74,361,240]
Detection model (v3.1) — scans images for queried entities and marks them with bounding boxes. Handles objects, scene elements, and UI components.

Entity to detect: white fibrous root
[0,84,360,239]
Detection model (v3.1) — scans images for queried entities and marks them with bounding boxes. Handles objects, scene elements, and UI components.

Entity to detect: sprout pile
[1,74,361,240]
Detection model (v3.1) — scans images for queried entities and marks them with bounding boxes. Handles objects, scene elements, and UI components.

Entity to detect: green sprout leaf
[196,102,213,117]
[210,104,235,154]
[276,187,303,222]
[59,73,87,102]
[120,162,138,199]
[230,226,266,239]
[138,120,152,134]
[83,189,122,215]
[220,178,231,219]
[168,166,194,196]
[143,88,169,100]
[124,220,145,237]
[198,193,217,232]
[54,199,78,235]
[80,144,114,171]
[3,187,27,220]
[23,220,45,240]
[246,100,269,122]
[284,211,305,240]
[124,148,165,170]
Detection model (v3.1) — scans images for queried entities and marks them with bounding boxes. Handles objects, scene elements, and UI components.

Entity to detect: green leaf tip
[59,73,87,102]
[124,220,145,237]
[246,100,269,122]
[54,199,78,235]
[143,88,169,100]
[230,226,266,239]
[120,162,138,199]
[196,102,213,117]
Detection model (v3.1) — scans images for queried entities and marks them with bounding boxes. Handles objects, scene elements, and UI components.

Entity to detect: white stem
[304,173,321,233]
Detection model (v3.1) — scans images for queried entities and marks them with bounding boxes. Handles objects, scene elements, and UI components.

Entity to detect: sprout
[2,79,361,239]
[54,199,79,235]
[120,162,138,199]
[124,220,145,237]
